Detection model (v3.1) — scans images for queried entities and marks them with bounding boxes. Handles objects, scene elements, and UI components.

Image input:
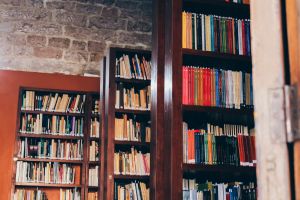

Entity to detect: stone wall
[0,0,152,75]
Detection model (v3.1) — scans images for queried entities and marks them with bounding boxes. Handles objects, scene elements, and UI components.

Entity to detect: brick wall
[0,0,152,75]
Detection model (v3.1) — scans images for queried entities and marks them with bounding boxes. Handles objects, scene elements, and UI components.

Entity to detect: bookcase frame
[100,47,152,200]
[152,0,257,199]
[11,87,101,200]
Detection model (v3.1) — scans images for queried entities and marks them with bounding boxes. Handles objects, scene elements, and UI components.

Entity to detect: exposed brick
[22,0,44,8]
[7,34,26,45]
[115,0,138,10]
[71,40,87,51]
[75,3,103,13]
[64,50,88,63]
[15,22,63,35]
[33,47,63,59]
[0,0,21,6]
[89,52,103,62]
[120,9,140,20]
[89,16,126,30]
[0,7,51,21]
[27,35,46,47]
[46,1,76,11]
[48,37,70,49]
[53,10,87,27]
[87,41,106,52]
[118,32,151,46]
[101,7,119,18]
[13,45,33,56]
[127,20,151,32]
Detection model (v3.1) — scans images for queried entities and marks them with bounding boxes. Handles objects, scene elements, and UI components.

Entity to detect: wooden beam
[285,0,300,199]
[251,0,291,199]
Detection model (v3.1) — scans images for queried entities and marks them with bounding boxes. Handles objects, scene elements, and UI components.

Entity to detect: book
[21,91,86,113]
[92,99,100,114]
[182,12,251,56]
[60,188,80,200]
[20,114,84,136]
[90,118,100,138]
[182,66,253,109]
[89,166,99,186]
[14,189,47,200]
[183,122,256,166]
[114,147,150,176]
[114,181,149,200]
[88,192,98,200]
[115,114,151,142]
[116,54,151,80]
[18,138,83,160]
[89,141,99,161]
[183,179,256,200]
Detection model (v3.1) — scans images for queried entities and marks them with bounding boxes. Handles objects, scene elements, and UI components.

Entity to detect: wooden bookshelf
[101,47,151,200]
[152,0,256,199]
[12,88,101,200]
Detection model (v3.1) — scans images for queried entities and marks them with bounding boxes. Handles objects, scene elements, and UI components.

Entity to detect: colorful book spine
[18,138,83,160]
[114,181,149,200]
[183,179,256,200]
[14,189,48,200]
[182,12,251,56]
[20,114,84,136]
[115,54,151,80]
[88,192,98,200]
[182,66,253,109]
[60,188,81,200]
[183,122,256,166]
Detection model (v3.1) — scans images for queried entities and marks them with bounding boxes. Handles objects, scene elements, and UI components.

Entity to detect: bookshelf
[12,88,100,200]
[101,47,151,200]
[153,0,256,199]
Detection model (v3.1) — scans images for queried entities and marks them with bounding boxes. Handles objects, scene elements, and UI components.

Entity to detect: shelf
[182,105,254,115]
[114,140,150,148]
[115,77,151,85]
[89,137,100,141]
[15,183,82,188]
[115,108,150,115]
[89,161,100,165]
[183,163,256,176]
[17,158,83,164]
[114,175,150,181]
[182,49,251,63]
[18,133,84,140]
[88,186,99,189]
[20,110,84,117]
[182,0,250,18]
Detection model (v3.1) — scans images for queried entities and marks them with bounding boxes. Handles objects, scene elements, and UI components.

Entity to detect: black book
[197,14,202,50]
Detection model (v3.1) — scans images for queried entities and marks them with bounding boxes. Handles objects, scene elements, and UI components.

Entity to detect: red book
[187,129,195,163]
[229,19,233,54]
[237,134,245,165]
[250,134,257,165]
[242,20,246,55]
[203,68,207,106]
[188,67,191,105]
[207,68,212,106]
[182,67,187,104]
[190,67,195,105]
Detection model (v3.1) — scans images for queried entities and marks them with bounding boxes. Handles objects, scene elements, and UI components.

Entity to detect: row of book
[88,166,99,186]
[114,148,150,176]
[115,114,151,142]
[20,114,84,136]
[116,54,151,80]
[21,91,86,113]
[60,188,80,200]
[114,181,149,200]
[182,12,251,56]
[183,179,256,200]
[88,192,98,200]
[18,138,83,160]
[183,123,256,166]
[225,0,249,4]
[115,84,151,110]
[89,141,99,161]
[90,118,100,138]
[182,66,253,108]
[16,161,76,184]
[13,189,47,200]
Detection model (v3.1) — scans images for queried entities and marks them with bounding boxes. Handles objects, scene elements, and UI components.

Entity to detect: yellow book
[205,15,211,51]
[208,133,213,164]
[182,12,187,48]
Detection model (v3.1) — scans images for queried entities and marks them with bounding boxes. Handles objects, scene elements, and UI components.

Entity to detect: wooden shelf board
[89,161,100,165]
[20,110,84,117]
[183,163,256,174]
[115,77,151,85]
[15,183,81,188]
[17,158,83,164]
[114,140,150,148]
[88,186,99,189]
[18,133,84,140]
[182,105,254,115]
[114,175,150,181]
[115,108,150,115]
[182,49,251,63]
[89,137,100,141]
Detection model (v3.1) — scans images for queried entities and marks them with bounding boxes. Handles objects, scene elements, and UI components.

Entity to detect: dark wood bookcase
[151,0,256,199]
[100,47,151,200]
[11,87,101,200]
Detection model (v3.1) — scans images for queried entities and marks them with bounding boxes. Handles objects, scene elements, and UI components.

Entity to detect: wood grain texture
[251,0,291,199]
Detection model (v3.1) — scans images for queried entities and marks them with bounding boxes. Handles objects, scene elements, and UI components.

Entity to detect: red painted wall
[0,70,99,200]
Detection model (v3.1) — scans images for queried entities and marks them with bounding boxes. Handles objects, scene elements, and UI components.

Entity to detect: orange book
[187,130,195,163]
[208,134,212,164]
[182,12,187,48]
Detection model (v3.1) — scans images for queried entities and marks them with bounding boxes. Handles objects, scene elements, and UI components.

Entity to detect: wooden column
[285,0,300,199]
[251,0,291,199]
